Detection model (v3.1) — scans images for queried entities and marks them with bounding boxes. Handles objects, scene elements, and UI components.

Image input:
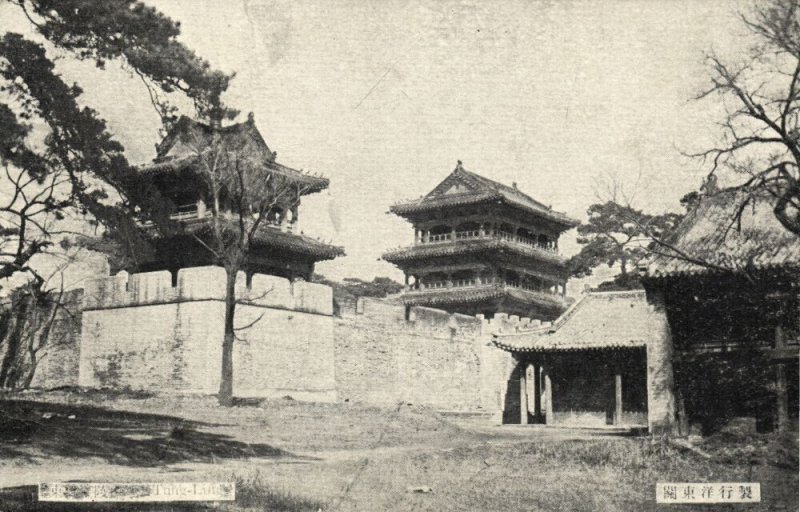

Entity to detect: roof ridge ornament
[456,160,463,171]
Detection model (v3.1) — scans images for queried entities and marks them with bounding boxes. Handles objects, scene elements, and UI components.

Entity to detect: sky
[0,0,754,282]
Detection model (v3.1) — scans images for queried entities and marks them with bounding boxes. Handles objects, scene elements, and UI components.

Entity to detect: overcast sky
[1,0,753,281]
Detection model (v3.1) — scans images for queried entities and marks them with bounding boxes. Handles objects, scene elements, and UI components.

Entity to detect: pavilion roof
[493,290,652,352]
[137,116,329,194]
[389,163,579,229]
[152,218,344,261]
[250,228,344,260]
[382,237,568,267]
[645,187,800,278]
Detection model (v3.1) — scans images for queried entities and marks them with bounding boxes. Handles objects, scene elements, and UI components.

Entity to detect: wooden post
[776,363,788,432]
[519,362,528,425]
[544,369,553,425]
[614,373,623,425]
[533,364,542,421]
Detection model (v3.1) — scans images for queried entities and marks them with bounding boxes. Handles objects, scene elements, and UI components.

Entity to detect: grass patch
[234,471,326,511]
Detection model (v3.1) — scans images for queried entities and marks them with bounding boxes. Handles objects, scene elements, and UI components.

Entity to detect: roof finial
[247,111,255,123]
[456,160,463,171]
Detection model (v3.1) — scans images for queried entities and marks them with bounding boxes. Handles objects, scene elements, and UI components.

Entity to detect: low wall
[334,298,516,417]
[78,266,336,401]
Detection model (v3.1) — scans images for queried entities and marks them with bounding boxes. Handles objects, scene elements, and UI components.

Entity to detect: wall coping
[81,266,334,316]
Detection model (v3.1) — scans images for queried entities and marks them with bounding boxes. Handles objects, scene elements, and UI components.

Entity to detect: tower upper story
[133,115,343,278]
[383,162,579,319]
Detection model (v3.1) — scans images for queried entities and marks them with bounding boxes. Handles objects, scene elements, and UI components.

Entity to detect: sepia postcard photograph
[0,0,798,510]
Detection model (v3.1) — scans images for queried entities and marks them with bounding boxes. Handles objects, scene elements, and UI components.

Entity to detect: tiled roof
[402,284,568,311]
[153,218,344,261]
[646,187,800,277]
[137,116,329,193]
[493,290,652,352]
[251,228,344,260]
[382,237,567,266]
[390,164,579,228]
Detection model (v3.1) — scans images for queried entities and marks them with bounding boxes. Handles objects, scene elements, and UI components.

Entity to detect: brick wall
[334,298,515,417]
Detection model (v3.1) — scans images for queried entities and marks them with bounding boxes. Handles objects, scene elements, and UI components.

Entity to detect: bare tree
[0,260,81,390]
[0,146,85,389]
[180,124,319,405]
[689,0,800,235]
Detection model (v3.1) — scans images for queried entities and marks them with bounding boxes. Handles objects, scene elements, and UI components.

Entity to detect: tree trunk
[218,267,237,406]
[0,297,31,388]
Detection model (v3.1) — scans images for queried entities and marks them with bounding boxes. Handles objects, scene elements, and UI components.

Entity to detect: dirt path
[0,425,631,488]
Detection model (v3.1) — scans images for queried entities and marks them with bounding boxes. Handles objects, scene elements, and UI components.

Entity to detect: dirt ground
[1,390,797,511]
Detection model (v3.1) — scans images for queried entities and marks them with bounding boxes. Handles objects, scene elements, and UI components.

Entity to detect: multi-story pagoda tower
[383,162,578,320]
[135,115,343,280]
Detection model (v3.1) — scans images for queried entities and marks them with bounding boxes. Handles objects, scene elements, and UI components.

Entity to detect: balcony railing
[455,230,480,240]
[139,206,297,233]
[171,204,200,220]
[409,278,561,295]
[417,231,558,253]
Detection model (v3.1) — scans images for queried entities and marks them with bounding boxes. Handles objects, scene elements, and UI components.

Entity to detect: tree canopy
[568,201,682,289]
[10,0,236,125]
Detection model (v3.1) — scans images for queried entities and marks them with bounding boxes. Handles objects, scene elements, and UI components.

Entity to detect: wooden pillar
[404,273,410,292]
[519,362,529,425]
[614,373,623,425]
[533,363,542,420]
[544,368,553,425]
[776,363,789,432]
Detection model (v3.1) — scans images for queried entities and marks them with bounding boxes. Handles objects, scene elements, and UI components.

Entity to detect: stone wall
[78,266,336,401]
[334,298,516,418]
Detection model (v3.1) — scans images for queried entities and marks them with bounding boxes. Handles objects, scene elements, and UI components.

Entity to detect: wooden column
[544,368,553,425]
[519,362,529,425]
[533,363,542,421]
[614,373,623,425]
[776,363,789,432]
